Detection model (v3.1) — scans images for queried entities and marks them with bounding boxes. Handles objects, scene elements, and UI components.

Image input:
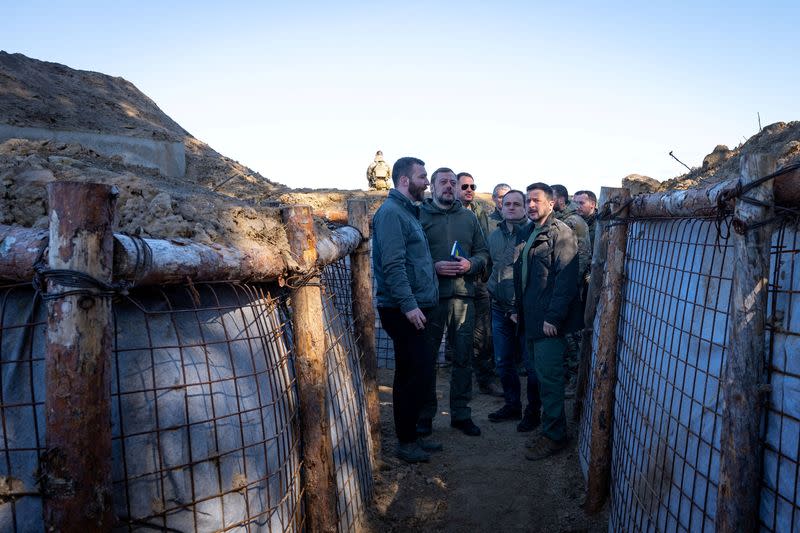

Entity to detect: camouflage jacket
[554,203,591,279]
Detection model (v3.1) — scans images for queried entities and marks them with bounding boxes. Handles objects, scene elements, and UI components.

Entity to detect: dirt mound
[658,121,800,191]
[0,52,367,255]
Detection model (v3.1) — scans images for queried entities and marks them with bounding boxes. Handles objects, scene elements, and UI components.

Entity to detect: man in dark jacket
[418,167,489,437]
[514,182,580,460]
[486,189,541,431]
[373,156,442,463]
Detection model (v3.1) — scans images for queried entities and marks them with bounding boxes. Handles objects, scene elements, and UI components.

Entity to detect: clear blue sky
[4,1,799,194]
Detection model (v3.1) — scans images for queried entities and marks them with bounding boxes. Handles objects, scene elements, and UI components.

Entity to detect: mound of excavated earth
[657,121,800,191]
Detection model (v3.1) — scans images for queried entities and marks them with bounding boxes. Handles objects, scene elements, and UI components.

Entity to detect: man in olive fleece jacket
[373,156,441,463]
[418,167,489,437]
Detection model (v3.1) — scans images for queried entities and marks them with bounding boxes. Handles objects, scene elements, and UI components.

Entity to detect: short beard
[408,181,426,202]
[435,193,454,208]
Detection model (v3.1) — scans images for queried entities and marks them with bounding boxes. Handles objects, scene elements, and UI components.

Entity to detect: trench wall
[0,258,372,532]
[578,217,800,532]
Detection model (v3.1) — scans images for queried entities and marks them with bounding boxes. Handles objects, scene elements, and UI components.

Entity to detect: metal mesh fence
[578,216,800,532]
[761,219,800,531]
[608,218,732,532]
[0,258,373,532]
[320,260,374,530]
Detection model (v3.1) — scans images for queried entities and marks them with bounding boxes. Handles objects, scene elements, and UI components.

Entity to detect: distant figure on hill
[367,150,392,190]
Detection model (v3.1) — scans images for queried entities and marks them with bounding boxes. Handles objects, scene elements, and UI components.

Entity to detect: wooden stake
[281,205,338,533]
[347,199,381,465]
[42,181,117,531]
[716,153,775,532]
[584,187,631,513]
[575,187,617,422]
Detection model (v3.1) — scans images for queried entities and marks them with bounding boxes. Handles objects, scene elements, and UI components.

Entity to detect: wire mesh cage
[578,216,800,532]
[0,257,374,532]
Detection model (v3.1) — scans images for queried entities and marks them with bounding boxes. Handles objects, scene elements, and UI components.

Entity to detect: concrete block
[0,124,186,178]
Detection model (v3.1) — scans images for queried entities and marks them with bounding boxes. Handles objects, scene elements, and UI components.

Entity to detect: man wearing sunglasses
[457,172,502,398]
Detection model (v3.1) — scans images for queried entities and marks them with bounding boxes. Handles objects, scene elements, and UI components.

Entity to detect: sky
[3,0,799,194]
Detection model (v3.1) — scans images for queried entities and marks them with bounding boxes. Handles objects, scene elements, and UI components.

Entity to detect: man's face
[492,186,510,210]
[458,175,476,205]
[527,189,554,224]
[501,191,526,222]
[407,164,429,202]
[553,195,567,212]
[573,193,596,217]
[433,171,457,207]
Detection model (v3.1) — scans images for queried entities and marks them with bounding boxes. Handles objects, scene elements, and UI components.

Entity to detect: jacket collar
[388,189,420,217]
[502,217,530,236]
[421,198,463,214]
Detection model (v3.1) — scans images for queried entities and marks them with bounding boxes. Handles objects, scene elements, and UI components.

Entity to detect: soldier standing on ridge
[367,150,392,190]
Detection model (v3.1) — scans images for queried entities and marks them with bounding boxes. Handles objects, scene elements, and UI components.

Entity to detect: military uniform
[554,202,593,395]
[466,202,496,391]
[367,152,392,190]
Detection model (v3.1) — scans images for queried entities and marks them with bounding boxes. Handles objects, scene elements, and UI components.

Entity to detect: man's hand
[455,257,471,274]
[509,313,518,324]
[543,321,558,337]
[435,258,472,277]
[405,308,427,330]
[435,260,462,277]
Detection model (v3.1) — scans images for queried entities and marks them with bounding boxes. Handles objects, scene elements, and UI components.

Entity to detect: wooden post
[42,181,117,531]
[281,206,338,533]
[347,199,381,464]
[716,153,775,532]
[585,187,631,513]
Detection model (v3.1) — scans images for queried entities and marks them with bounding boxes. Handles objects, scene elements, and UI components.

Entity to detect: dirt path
[364,367,608,532]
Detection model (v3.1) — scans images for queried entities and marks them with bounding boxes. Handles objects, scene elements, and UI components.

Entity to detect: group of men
[372,156,598,464]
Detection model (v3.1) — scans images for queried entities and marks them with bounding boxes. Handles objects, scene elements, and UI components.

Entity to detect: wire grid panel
[761,219,800,532]
[320,260,375,530]
[609,218,733,532]
[0,284,46,533]
[578,307,600,480]
[0,282,306,532]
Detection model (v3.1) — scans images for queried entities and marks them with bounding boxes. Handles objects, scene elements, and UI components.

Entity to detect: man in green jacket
[418,167,489,437]
[373,156,443,463]
[514,182,581,460]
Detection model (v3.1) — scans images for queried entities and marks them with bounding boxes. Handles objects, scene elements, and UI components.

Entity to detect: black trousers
[379,306,436,443]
